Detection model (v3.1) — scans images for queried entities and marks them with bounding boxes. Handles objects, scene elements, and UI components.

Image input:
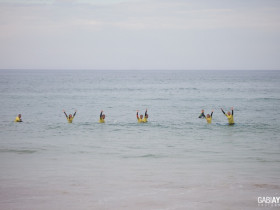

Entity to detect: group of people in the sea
[14,107,234,125]
[198,107,235,125]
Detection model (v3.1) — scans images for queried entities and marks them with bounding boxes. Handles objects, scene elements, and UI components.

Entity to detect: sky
[0,0,280,70]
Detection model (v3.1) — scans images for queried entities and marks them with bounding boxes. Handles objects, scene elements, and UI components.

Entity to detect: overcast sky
[0,0,279,70]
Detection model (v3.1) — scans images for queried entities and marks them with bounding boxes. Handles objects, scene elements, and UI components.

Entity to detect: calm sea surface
[0,70,280,209]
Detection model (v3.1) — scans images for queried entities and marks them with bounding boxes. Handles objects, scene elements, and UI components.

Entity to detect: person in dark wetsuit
[198,109,206,118]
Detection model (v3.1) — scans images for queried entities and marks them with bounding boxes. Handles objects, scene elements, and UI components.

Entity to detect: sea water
[0,70,279,210]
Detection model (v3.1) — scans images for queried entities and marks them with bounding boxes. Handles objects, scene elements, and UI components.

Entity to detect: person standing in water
[137,109,149,123]
[63,109,77,123]
[99,110,105,123]
[136,110,144,123]
[198,109,206,118]
[142,109,148,123]
[14,114,22,122]
[205,110,214,124]
[221,107,234,125]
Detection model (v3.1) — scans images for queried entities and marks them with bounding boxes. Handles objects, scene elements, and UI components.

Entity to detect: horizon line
[0,69,279,71]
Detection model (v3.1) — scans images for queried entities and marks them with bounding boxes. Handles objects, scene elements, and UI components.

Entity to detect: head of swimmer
[18,114,21,118]
[69,114,72,118]
[227,111,231,116]
[140,114,143,119]
[102,114,105,119]
[206,114,210,118]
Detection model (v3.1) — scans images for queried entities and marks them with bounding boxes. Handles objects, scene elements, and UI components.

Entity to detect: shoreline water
[0,70,280,209]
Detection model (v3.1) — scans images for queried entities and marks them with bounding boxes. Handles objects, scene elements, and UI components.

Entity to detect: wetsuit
[14,116,22,122]
[222,109,234,125]
[99,111,105,123]
[143,110,148,123]
[199,112,206,118]
[136,112,143,123]
[64,111,76,123]
[206,112,213,124]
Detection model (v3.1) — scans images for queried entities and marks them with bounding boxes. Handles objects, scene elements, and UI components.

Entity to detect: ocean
[0,70,280,209]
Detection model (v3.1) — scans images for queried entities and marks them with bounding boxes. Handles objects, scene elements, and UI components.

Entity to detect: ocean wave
[122,154,167,159]
[0,149,37,154]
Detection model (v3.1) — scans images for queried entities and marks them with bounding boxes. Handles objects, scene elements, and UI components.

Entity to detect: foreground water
[0,70,280,209]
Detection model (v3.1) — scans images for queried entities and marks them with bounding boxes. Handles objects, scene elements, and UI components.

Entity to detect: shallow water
[0,70,280,209]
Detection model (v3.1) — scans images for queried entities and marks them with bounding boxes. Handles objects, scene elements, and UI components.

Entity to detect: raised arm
[211,110,214,117]
[221,108,225,115]
[73,110,77,117]
[136,110,139,119]
[231,107,234,116]
[145,109,148,117]
[100,110,103,119]
[63,110,68,118]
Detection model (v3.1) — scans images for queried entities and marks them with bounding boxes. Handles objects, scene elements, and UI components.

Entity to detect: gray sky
[0,0,280,70]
